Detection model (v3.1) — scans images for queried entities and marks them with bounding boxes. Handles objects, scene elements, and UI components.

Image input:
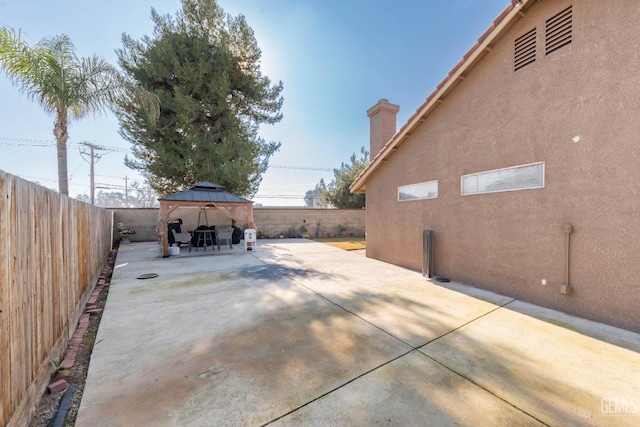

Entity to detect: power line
[254,194,305,199]
[96,173,138,180]
[15,174,57,183]
[68,159,85,181]
[95,182,126,189]
[9,173,92,190]
[83,144,128,153]
[0,137,130,153]
[0,144,53,162]
[0,138,330,169]
[0,137,55,146]
[271,165,332,171]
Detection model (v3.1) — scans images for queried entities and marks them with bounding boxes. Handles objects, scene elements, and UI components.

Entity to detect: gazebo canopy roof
[158,181,256,229]
[158,181,252,204]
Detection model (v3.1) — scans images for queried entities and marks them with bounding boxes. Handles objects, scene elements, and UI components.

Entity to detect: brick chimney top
[367,99,399,158]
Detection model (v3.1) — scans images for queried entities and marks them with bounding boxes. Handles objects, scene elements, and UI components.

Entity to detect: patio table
[191,229,215,252]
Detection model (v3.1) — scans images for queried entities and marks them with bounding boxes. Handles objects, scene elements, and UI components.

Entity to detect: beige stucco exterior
[355,0,640,332]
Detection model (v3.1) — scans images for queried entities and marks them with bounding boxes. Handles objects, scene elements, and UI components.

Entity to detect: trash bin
[244,229,256,251]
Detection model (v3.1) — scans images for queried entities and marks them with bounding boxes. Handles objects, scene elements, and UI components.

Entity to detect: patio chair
[171,229,193,248]
[215,225,233,250]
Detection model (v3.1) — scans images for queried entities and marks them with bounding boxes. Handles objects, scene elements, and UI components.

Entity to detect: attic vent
[514,28,536,71]
[546,6,573,55]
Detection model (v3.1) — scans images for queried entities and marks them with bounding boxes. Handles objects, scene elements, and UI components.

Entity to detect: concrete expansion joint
[262,346,419,426]
[287,275,415,348]
[409,297,550,425]
[261,280,525,425]
[416,297,518,350]
[419,349,549,425]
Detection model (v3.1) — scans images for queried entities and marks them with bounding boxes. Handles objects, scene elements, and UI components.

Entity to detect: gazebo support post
[161,221,170,257]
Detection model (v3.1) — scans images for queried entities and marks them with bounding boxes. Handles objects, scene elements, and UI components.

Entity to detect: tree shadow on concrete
[83,241,640,426]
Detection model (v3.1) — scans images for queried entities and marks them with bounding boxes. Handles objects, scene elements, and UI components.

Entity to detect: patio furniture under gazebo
[157,182,256,257]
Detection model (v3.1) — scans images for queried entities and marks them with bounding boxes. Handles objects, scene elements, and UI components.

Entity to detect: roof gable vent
[546,6,573,55]
[514,28,537,71]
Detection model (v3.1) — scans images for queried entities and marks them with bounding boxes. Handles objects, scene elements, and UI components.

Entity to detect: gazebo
[157,181,256,256]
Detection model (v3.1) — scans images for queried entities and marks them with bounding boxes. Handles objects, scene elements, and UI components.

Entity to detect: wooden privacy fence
[0,171,113,427]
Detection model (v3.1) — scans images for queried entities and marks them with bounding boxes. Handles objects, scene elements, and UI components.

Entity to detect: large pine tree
[116,0,283,197]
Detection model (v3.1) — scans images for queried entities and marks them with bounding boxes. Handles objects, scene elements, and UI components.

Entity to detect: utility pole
[79,143,105,205]
[124,175,129,207]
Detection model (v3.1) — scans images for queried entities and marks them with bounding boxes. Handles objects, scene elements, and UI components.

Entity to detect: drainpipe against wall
[422,229,434,278]
[561,224,573,294]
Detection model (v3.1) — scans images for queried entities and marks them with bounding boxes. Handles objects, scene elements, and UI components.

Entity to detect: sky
[0,0,508,206]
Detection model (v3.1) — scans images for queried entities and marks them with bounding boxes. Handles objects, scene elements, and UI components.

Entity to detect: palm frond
[1,27,47,108]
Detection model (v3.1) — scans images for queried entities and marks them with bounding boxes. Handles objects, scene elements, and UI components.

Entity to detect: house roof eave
[351,0,529,194]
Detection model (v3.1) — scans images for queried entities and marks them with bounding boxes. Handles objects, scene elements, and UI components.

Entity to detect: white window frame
[398,180,438,202]
[461,162,544,196]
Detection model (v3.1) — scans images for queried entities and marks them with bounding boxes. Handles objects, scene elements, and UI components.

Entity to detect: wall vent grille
[514,28,537,71]
[546,6,573,55]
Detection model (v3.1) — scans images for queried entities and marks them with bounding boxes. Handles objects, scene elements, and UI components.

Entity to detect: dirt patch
[29,247,117,427]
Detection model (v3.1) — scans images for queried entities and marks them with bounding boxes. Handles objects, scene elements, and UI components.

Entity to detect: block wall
[110,207,365,241]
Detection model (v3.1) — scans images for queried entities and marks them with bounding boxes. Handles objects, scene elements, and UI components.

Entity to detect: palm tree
[0,27,149,195]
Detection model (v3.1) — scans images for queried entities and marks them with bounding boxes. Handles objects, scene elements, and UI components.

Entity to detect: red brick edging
[48,251,115,392]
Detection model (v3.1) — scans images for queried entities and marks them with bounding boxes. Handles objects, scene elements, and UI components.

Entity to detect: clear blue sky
[0,0,507,205]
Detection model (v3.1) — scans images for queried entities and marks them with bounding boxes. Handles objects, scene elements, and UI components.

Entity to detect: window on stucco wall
[398,180,438,201]
[461,162,544,195]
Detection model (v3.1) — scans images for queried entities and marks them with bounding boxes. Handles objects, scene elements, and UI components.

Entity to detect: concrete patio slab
[77,242,412,426]
[76,240,640,426]
[421,299,640,426]
[271,351,544,426]
[252,242,515,348]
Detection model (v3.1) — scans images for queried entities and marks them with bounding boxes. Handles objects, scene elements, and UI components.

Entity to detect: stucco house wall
[360,0,640,332]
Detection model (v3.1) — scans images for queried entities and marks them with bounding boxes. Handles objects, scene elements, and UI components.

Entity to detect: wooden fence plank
[0,171,12,426]
[2,172,113,426]
[42,190,55,361]
[10,177,30,413]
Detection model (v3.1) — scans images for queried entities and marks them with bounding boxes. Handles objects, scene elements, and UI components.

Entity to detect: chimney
[367,99,399,158]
